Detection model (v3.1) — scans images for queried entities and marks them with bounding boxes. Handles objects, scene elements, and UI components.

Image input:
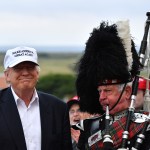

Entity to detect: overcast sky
[0,0,149,50]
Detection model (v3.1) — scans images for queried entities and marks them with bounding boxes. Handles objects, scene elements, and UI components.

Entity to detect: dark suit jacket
[0,87,72,150]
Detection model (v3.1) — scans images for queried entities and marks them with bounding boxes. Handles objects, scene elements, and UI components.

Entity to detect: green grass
[39,57,78,76]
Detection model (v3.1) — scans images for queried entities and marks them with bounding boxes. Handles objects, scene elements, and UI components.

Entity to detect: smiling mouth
[20,78,32,81]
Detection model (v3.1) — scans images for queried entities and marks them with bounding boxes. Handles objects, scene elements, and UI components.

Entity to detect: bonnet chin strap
[109,83,127,112]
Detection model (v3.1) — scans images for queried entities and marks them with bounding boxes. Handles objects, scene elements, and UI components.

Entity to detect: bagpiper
[75,19,150,150]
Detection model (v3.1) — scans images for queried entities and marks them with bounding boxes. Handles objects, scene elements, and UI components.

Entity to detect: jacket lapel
[0,88,27,150]
[39,93,53,150]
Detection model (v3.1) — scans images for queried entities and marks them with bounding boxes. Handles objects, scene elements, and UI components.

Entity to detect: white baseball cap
[4,46,39,69]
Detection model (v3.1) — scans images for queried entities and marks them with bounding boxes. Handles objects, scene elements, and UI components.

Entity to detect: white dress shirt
[11,87,41,150]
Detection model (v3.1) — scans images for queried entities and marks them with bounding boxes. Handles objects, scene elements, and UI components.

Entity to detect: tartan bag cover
[90,113,148,149]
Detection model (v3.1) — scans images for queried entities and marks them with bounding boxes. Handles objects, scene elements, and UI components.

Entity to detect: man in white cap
[0,46,72,150]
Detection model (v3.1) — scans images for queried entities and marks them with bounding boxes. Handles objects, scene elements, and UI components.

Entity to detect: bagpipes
[117,12,150,150]
[102,106,114,149]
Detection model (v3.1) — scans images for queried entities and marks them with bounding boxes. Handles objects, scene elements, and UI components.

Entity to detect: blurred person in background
[67,96,81,150]
[135,77,150,111]
[0,46,72,150]
[67,96,101,150]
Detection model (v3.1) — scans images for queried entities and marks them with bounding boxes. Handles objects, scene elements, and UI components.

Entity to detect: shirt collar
[11,86,39,105]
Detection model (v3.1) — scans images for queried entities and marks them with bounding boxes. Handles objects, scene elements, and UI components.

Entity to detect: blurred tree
[36,73,77,100]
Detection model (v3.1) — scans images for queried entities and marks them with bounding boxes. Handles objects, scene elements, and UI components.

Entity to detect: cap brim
[67,100,80,110]
[8,59,39,68]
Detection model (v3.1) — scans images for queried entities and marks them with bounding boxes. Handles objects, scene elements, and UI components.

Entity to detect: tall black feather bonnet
[76,21,140,114]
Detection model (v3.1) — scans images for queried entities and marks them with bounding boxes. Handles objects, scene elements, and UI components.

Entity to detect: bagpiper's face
[97,84,131,115]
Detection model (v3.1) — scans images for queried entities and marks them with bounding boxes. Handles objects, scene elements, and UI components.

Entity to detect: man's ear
[125,85,132,99]
[4,70,9,77]
[4,70,10,82]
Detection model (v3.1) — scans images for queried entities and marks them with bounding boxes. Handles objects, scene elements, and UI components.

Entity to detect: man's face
[69,104,80,125]
[97,84,131,115]
[5,61,39,92]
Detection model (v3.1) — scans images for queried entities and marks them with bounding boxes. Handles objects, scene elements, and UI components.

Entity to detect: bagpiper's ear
[124,85,132,99]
